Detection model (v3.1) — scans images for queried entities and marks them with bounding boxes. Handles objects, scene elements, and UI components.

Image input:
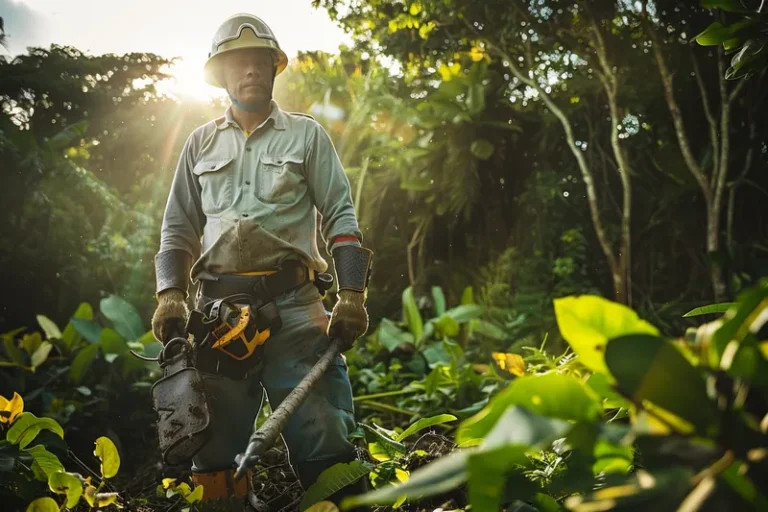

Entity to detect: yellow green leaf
[186,484,204,504]
[305,502,340,512]
[176,482,192,498]
[0,391,24,424]
[94,436,120,479]
[8,412,64,448]
[31,342,54,371]
[554,295,658,380]
[20,332,43,354]
[49,471,84,508]
[25,497,59,512]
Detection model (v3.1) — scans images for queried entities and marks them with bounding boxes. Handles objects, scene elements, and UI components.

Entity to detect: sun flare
[159,55,226,102]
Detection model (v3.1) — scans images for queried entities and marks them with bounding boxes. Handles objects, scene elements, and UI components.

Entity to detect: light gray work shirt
[157,100,362,288]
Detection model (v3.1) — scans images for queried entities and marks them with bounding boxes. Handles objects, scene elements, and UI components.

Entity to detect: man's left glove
[328,245,373,350]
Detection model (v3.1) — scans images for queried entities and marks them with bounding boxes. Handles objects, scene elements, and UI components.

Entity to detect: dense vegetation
[1,0,767,511]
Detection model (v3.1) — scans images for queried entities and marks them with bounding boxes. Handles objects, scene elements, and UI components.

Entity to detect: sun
[157,55,226,102]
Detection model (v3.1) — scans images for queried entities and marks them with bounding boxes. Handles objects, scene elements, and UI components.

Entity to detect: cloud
[0,0,53,55]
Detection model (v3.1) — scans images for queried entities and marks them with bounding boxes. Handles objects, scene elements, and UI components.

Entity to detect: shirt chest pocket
[258,154,305,205]
[193,158,235,215]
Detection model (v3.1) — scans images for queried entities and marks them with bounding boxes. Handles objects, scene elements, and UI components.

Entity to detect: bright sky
[2,0,351,99]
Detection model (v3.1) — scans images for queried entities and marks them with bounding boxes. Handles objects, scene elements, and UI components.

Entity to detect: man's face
[219,48,275,110]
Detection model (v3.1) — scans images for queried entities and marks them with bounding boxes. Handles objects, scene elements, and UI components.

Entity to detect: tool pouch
[150,337,212,466]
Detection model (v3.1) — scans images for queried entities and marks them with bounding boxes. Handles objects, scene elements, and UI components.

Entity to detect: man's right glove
[152,249,192,344]
[152,289,189,343]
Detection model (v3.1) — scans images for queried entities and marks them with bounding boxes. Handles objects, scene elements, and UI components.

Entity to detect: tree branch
[690,48,719,173]
[646,18,712,203]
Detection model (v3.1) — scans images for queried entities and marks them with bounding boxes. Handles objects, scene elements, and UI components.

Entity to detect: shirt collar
[217,99,286,131]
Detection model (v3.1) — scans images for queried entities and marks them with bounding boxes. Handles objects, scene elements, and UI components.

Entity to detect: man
[151,13,372,510]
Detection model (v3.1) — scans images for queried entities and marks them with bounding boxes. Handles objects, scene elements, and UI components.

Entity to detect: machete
[234,338,343,480]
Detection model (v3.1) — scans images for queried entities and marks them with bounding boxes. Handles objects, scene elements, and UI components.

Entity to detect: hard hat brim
[203,24,288,88]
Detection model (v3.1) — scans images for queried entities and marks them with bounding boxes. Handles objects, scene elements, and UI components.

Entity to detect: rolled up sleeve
[304,121,363,254]
[158,135,205,260]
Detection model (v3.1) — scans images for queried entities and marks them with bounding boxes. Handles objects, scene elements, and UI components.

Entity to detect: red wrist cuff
[333,235,359,244]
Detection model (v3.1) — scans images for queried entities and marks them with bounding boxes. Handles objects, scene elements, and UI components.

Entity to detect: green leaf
[100,328,128,355]
[433,315,460,338]
[472,319,507,341]
[720,460,768,509]
[100,294,144,341]
[457,373,601,446]
[553,295,659,379]
[30,342,53,371]
[49,471,84,508]
[94,436,120,478]
[468,445,531,511]
[25,497,60,512]
[470,139,495,160]
[377,318,414,352]
[711,285,768,365]
[394,414,457,442]
[344,407,568,509]
[445,304,484,323]
[605,334,718,435]
[36,315,61,341]
[466,83,485,114]
[701,0,751,13]
[24,445,65,479]
[70,318,102,344]
[361,424,407,458]
[185,484,204,504]
[683,302,736,317]
[7,412,64,449]
[431,287,446,317]
[343,450,469,508]
[402,287,424,340]
[4,336,27,367]
[61,302,94,348]
[70,344,100,383]
[305,502,339,512]
[461,286,474,305]
[299,461,373,511]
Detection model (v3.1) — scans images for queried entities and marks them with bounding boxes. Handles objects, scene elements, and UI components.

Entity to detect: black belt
[199,260,310,302]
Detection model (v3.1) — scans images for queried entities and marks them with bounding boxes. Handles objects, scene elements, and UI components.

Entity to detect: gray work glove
[151,289,189,344]
[328,289,369,350]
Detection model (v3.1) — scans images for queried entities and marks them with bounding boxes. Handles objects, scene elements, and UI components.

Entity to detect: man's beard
[235,84,272,112]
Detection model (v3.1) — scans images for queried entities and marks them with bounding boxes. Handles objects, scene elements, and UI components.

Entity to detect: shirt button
[245,180,251,185]
[246,147,252,152]
[242,213,249,218]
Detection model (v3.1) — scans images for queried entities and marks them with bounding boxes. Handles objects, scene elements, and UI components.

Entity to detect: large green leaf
[94,436,121,479]
[61,302,94,348]
[49,471,84,508]
[36,315,61,341]
[342,450,469,508]
[344,407,569,508]
[468,445,531,512]
[431,287,446,317]
[394,414,457,442]
[605,334,718,435]
[100,294,144,341]
[300,461,373,511]
[70,318,102,344]
[457,373,601,446]
[25,497,60,512]
[376,318,414,352]
[682,302,736,317]
[445,304,484,323]
[553,295,659,378]
[7,412,64,449]
[70,344,100,383]
[711,285,768,366]
[362,424,407,458]
[30,341,53,371]
[402,287,424,340]
[23,445,65,479]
